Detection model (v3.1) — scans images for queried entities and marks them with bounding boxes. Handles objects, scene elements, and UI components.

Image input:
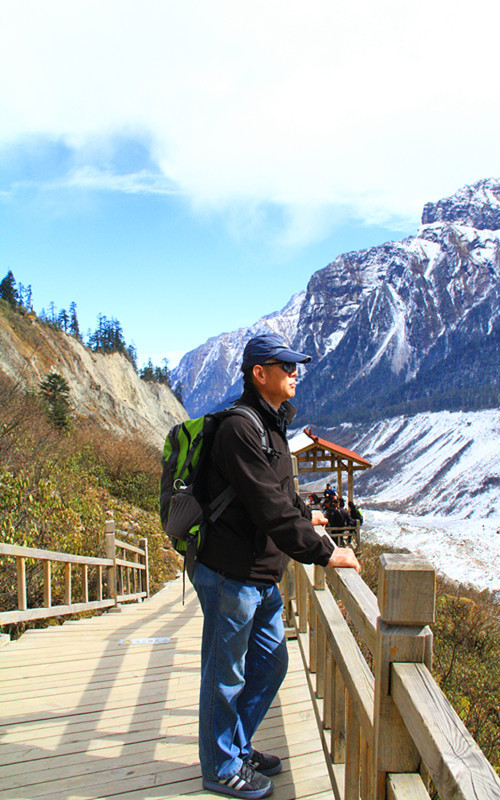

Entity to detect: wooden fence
[327,521,361,551]
[281,536,500,800]
[0,519,149,627]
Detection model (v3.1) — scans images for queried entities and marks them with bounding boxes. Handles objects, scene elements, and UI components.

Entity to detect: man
[192,333,360,799]
[327,498,347,529]
[324,482,336,502]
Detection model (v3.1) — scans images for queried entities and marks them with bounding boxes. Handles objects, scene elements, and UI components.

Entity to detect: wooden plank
[0,543,112,567]
[387,773,430,800]
[332,662,346,763]
[114,539,145,556]
[117,591,147,603]
[328,566,379,654]
[300,564,374,742]
[115,558,146,570]
[392,662,500,800]
[0,599,116,625]
[345,693,360,800]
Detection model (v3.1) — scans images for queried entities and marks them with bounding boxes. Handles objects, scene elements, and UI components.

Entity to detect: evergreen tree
[57,309,69,333]
[140,358,155,382]
[88,314,128,355]
[139,358,171,385]
[25,285,33,311]
[126,343,138,370]
[0,271,19,307]
[69,301,81,339]
[173,382,184,405]
[48,301,57,324]
[39,372,71,429]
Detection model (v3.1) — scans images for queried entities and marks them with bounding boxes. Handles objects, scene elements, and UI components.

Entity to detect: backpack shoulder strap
[224,405,278,459]
[206,405,278,524]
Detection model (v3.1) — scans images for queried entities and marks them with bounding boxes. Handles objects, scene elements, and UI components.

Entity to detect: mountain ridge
[172,177,500,423]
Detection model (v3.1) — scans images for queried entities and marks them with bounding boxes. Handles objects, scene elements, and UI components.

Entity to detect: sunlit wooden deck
[0,577,333,800]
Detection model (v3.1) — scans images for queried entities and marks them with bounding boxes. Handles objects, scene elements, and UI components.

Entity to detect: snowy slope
[304,408,499,518]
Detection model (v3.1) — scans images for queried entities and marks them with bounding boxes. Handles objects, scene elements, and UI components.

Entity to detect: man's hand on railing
[326,547,361,573]
[311,510,328,526]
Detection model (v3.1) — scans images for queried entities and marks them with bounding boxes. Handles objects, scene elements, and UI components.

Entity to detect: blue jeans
[192,561,289,780]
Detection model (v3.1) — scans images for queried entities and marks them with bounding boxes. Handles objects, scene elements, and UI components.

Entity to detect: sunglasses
[261,361,297,374]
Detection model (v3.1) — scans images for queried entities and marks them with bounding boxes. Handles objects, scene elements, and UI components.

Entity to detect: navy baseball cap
[241,333,311,370]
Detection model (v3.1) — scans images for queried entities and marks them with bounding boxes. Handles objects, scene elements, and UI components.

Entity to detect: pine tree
[173,382,184,405]
[69,301,81,339]
[140,358,155,382]
[126,343,138,370]
[39,373,71,429]
[58,309,69,333]
[0,271,19,307]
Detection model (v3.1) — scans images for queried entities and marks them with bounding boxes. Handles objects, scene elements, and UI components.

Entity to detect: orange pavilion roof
[292,427,372,468]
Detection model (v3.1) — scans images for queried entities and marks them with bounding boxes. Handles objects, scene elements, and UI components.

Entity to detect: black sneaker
[203,762,273,798]
[246,749,282,776]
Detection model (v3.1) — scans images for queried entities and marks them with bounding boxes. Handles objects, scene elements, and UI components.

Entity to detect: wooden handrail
[0,519,149,627]
[0,542,112,566]
[392,662,500,800]
[280,537,500,800]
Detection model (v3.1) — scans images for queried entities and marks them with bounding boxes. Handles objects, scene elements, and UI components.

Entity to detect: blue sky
[1,1,499,368]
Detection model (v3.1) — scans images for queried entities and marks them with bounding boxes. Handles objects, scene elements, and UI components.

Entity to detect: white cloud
[1,0,499,238]
[22,166,179,196]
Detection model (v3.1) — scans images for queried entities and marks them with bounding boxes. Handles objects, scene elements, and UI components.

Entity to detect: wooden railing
[280,536,500,800]
[0,519,149,627]
[327,521,361,551]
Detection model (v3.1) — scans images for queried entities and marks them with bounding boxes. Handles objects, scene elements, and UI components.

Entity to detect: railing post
[139,537,150,598]
[43,560,52,608]
[296,562,308,634]
[372,553,435,799]
[105,519,118,607]
[64,562,72,605]
[17,557,27,611]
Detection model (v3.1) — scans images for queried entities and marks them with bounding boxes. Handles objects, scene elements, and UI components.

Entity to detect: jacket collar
[237,384,297,432]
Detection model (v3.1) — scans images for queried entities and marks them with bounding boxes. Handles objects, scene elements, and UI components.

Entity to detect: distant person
[338,497,353,526]
[327,499,346,529]
[348,500,363,526]
[323,482,336,502]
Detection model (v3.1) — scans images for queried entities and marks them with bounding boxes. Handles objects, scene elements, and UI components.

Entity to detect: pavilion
[289,426,372,501]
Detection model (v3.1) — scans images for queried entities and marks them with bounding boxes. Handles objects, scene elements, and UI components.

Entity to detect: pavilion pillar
[336,463,343,499]
[348,465,354,503]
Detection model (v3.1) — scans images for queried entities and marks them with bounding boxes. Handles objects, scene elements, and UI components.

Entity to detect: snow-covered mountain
[171,291,304,414]
[172,178,499,423]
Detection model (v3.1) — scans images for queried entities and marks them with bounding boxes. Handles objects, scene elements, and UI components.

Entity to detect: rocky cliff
[0,304,187,450]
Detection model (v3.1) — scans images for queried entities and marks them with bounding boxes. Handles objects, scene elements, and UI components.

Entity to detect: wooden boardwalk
[0,577,333,800]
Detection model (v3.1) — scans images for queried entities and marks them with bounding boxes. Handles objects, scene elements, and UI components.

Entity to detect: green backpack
[160,406,272,579]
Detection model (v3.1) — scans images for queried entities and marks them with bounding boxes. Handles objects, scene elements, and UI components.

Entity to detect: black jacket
[198,385,334,583]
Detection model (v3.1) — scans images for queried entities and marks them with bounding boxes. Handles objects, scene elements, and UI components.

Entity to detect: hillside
[0,301,187,449]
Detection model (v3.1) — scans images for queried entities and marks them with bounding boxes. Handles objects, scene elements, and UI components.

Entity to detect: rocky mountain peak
[421,177,500,230]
